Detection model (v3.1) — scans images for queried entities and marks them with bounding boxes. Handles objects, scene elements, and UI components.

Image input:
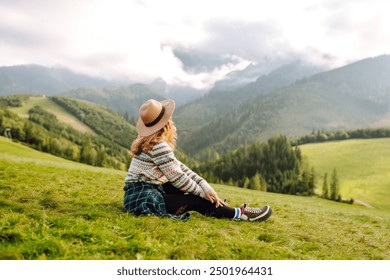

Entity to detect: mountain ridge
[0,64,112,95]
[175,60,324,133]
[177,55,390,158]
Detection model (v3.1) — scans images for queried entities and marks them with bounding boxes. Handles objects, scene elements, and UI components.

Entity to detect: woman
[124,99,272,222]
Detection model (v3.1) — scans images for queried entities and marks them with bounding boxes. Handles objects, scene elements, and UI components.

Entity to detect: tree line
[194,134,356,203]
[320,168,352,204]
[196,135,316,196]
[293,128,390,145]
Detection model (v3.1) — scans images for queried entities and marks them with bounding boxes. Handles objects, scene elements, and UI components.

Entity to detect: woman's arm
[150,142,206,198]
[178,161,213,194]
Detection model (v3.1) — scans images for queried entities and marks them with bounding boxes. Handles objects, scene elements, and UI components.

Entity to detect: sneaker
[240,204,272,222]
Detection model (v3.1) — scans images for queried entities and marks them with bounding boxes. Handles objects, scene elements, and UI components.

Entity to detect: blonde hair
[131,119,177,156]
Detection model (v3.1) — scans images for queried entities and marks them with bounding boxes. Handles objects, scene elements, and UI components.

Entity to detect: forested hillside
[196,135,315,196]
[175,61,323,131]
[0,95,136,170]
[50,96,138,148]
[177,55,390,159]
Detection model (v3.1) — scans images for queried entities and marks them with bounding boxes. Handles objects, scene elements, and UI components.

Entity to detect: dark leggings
[161,183,236,219]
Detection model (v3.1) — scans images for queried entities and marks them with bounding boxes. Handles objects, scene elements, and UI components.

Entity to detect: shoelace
[243,204,263,214]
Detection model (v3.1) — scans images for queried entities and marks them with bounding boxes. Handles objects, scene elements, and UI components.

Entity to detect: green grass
[0,137,389,260]
[8,96,95,134]
[300,138,390,210]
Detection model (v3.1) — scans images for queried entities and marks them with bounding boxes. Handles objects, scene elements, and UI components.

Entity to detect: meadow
[0,137,389,260]
[301,138,390,210]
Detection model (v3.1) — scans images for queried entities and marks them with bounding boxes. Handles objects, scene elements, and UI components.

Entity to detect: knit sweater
[125,141,213,198]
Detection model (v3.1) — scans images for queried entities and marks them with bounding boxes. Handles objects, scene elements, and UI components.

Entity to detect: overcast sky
[1,0,389,89]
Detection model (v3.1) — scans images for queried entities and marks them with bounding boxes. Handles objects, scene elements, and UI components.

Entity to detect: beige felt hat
[136,99,175,136]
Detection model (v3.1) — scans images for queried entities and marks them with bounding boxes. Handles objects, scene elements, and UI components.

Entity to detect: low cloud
[0,0,389,89]
[200,19,291,62]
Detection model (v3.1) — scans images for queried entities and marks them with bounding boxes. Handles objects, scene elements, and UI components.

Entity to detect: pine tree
[260,174,267,192]
[330,168,340,201]
[308,167,315,195]
[227,177,234,186]
[80,137,95,165]
[243,177,250,189]
[250,172,261,190]
[322,173,329,199]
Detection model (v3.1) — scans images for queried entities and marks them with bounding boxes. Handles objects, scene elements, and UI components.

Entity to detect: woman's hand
[205,189,225,208]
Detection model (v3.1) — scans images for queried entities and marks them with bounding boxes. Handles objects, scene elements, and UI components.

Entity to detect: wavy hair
[131,119,177,156]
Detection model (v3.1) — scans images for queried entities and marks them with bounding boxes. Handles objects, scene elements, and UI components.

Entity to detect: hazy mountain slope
[61,84,164,119]
[0,65,110,96]
[212,62,274,91]
[179,55,390,157]
[175,61,324,133]
[0,64,205,110]
[149,78,207,106]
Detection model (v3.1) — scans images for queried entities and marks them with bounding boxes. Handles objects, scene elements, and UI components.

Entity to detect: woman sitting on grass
[123,99,272,222]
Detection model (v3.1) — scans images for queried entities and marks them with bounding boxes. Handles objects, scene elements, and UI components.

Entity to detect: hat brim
[136,99,175,136]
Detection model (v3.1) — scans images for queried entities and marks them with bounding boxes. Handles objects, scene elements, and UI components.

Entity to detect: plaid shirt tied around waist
[123,182,190,221]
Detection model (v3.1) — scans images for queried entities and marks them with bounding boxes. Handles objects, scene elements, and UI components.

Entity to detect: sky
[1,0,389,89]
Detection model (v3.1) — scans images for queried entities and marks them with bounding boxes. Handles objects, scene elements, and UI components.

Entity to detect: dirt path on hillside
[353,199,374,208]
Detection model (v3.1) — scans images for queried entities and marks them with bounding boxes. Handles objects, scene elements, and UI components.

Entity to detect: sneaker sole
[249,206,272,222]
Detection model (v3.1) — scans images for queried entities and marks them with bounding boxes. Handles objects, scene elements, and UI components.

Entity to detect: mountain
[149,78,207,106]
[177,55,390,158]
[175,60,325,142]
[211,56,309,92]
[212,62,279,91]
[0,64,159,120]
[0,64,205,114]
[0,65,112,96]
[62,81,205,121]
[61,84,164,120]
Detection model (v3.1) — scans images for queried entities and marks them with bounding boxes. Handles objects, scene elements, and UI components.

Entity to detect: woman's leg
[161,182,185,195]
[163,193,236,219]
[161,184,272,222]
[161,182,237,219]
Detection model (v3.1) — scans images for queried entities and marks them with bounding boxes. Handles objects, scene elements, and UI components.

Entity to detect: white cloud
[0,0,389,88]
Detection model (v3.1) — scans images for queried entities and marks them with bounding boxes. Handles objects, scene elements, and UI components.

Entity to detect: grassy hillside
[1,94,137,170]
[1,137,389,260]
[8,96,95,134]
[301,138,390,210]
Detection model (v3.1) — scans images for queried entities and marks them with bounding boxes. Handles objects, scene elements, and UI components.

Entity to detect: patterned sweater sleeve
[150,142,208,198]
[178,161,213,194]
